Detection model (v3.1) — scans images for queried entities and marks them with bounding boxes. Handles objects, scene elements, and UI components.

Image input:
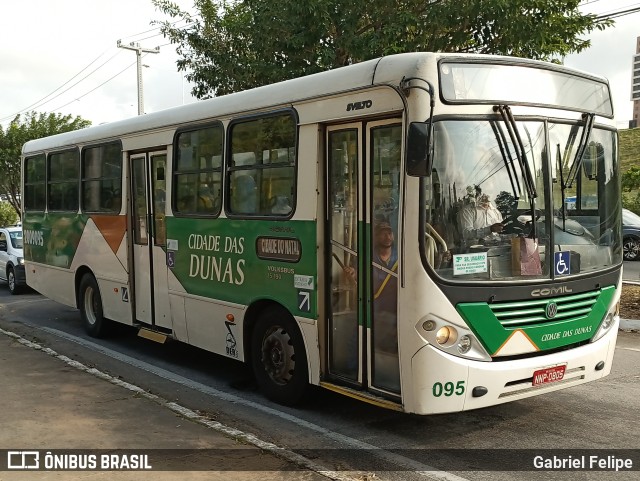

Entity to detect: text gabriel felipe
[533,455,633,471]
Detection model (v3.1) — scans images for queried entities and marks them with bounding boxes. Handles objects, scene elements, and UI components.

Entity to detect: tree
[153,0,611,98]
[0,112,91,219]
[622,167,640,193]
[0,201,18,227]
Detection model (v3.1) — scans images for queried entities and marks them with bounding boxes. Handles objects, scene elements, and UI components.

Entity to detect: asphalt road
[0,285,638,481]
[623,260,640,283]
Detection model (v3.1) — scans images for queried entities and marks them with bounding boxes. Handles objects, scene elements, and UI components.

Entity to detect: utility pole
[117,40,160,115]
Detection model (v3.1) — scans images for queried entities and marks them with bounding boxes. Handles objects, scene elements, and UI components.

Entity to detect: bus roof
[22,52,609,154]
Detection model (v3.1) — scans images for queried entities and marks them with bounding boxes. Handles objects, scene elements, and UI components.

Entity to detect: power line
[48,58,140,114]
[597,6,640,19]
[0,18,190,124]
[0,50,122,123]
[595,3,640,19]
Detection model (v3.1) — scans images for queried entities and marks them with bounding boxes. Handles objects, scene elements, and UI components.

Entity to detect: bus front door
[326,120,402,396]
[130,152,171,331]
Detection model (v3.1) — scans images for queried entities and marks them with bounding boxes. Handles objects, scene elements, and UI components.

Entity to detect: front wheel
[251,308,309,405]
[79,274,111,337]
[7,267,21,295]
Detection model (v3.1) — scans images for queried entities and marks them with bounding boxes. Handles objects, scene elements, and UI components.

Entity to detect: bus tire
[79,274,110,338]
[251,307,309,405]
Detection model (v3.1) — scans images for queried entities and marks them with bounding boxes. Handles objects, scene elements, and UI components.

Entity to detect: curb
[620,318,640,331]
[621,281,640,330]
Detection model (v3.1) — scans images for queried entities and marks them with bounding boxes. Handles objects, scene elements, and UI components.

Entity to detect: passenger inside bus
[343,219,398,353]
[197,180,218,212]
[232,174,257,214]
[459,186,504,243]
[371,220,398,354]
[271,195,292,215]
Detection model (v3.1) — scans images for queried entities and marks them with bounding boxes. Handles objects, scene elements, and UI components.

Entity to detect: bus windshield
[423,119,621,282]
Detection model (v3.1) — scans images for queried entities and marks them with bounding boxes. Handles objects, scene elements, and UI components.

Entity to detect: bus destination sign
[256,237,302,263]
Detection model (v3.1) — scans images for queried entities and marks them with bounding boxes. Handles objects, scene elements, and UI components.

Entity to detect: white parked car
[0,226,26,294]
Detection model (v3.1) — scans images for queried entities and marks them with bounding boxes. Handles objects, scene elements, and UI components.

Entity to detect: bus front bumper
[407,317,619,415]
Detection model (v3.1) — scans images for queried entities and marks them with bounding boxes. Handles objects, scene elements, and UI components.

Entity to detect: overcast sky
[1,1,638,130]
[564,0,639,128]
[0,0,197,128]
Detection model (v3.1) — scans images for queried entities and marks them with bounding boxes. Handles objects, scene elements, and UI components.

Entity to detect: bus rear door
[130,151,172,331]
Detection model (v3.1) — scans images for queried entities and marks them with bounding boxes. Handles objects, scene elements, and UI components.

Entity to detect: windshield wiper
[565,113,595,189]
[556,143,567,232]
[494,105,537,200]
[490,121,521,200]
[494,105,538,237]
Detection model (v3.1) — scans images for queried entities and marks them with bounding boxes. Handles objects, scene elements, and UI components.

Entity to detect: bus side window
[227,111,297,217]
[173,124,223,216]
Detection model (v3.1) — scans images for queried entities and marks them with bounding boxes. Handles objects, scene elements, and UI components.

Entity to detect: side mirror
[0,241,6,252]
[406,122,432,177]
[582,141,602,180]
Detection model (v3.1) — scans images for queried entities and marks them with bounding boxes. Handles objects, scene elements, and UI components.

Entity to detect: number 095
[432,381,465,397]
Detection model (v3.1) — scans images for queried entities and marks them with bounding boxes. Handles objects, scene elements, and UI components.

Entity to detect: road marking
[34,326,470,481]
[619,347,640,353]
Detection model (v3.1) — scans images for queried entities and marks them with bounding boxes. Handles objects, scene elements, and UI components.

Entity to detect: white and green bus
[21,53,622,414]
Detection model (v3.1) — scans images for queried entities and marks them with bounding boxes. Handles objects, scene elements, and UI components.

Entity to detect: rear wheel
[79,274,110,337]
[251,307,309,405]
[7,267,21,295]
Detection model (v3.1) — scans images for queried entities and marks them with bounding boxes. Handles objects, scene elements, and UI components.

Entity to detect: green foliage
[620,128,640,214]
[0,112,91,219]
[623,192,640,215]
[0,202,18,227]
[622,167,640,192]
[153,0,612,98]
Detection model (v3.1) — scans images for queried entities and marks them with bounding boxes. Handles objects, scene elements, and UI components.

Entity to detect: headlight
[436,326,456,345]
[458,335,472,354]
[417,315,491,361]
[422,320,436,331]
[591,310,618,343]
[18,257,24,265]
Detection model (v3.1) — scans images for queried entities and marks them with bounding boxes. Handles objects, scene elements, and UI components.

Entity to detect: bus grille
[489,290,601,328]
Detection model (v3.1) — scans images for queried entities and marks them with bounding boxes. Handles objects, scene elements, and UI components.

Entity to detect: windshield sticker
[554,251,571,276]
[453,252,488,276]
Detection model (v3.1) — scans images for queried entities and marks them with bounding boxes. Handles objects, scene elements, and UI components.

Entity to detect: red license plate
[532,365,566,386]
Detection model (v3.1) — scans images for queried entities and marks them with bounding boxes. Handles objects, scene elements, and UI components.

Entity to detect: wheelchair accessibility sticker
[554,251,571,276]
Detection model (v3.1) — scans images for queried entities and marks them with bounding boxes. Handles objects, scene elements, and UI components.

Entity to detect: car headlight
[18,257,24,265]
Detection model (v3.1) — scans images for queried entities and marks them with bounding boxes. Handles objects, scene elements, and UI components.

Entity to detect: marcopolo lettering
[346,100,372,111]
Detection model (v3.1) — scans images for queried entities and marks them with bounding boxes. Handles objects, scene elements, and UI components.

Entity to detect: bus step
[138,328,168,344]
[319,382,403,412]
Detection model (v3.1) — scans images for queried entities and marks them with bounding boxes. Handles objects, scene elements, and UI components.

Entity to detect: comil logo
[7,451,39,470]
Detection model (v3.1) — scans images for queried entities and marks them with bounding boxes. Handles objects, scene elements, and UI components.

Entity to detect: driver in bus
[343,219,398,353]
[459,186,504,242]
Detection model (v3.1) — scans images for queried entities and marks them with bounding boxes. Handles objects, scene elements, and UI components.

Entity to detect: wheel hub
[261,327,295,385]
